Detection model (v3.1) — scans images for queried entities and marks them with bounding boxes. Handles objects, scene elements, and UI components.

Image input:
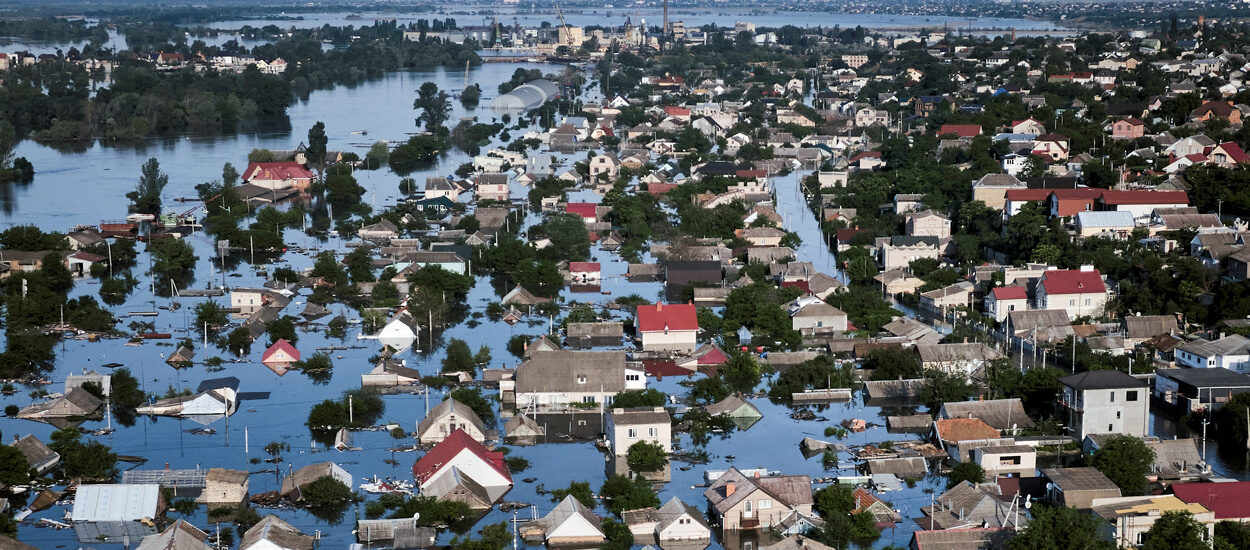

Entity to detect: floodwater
[0,29,1246,550]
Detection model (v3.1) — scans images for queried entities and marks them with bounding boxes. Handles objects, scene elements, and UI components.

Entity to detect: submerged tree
[414,82,452,131]
[126,157,169,215]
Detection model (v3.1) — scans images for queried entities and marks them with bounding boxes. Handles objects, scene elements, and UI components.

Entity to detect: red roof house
[412,429,512,504]
[636,303,698,352]
[1205,142,1248,166]
[1046,188,1103,217]
[565,202,599,222]
[991,286,1028,301]
[937,124,982,138]
[1037,267,1108,319]
[663,105,691,118]
[243,162,315,191]
[568,261,601,283]
[1171,481,1250,521]
[262,338,300,366]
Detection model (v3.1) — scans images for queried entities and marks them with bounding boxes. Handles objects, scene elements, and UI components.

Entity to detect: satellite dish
[1025,500,1032,509]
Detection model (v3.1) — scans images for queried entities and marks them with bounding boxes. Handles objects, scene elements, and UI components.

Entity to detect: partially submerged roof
[941,399,1035,430]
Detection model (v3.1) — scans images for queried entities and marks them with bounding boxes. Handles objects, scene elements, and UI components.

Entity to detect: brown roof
[515,351,626,394]
[933,418,1000,443]
[940,399,1035,431]
[1042,467,1121,493]
[1124,315,1178,340]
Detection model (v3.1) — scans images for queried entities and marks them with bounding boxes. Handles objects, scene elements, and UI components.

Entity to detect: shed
[10,434,60,475]
[356,518,437,548]
[136,520,210,550]
[240,514,315,550]
[198,468,249,507]
[566,322,625,347]
[1042,467,1122,509]
[939,399,1036,433]
[71,484,163,522]
[864,457,927,477]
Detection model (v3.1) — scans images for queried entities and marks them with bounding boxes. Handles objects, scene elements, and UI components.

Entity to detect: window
[1116,411,1121,419]
[1085,298,1091,306]
[626,374,640,381]
[1069,299,1076,306]
[627,428,637,438]
[1127,391,1138,402]
[582,396,596,404]
[648,427,659,437]
[758,500,772,509]
[578,420,587,426]
[1109,424,1114,432]
[1110,392,1115,402]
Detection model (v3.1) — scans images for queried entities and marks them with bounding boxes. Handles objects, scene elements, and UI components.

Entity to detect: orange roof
[934,418,1000,442]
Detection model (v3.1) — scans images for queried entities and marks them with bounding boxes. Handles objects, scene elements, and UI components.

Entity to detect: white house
[985,286,1029,323]
[606,406,672,456]
[788,298,848,333]
[1035,266,1108,320]
[1175,335,1250,372]
[416,398,487,444]
[636,303,698,353]
[1059,370,1149,440]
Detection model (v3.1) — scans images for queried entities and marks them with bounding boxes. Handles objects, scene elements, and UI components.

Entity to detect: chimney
[656,302,663,312]
[725,482,736,497]
[754,471,761,479]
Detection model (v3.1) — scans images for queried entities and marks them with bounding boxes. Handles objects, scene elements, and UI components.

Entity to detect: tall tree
[1090,435,1155,496]
[1008,505,1115,550]
[1143,511,1207,550]
[222,162,239,187]
[414,82,452,131]
[126,157,168,215]
[306,121,328,175]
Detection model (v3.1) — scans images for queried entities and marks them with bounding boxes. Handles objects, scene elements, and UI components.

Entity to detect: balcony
[740,516,760,529]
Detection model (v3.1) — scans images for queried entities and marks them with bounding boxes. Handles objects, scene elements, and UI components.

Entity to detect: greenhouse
[490,79,559,112]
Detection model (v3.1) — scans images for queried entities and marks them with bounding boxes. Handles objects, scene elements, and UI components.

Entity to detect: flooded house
[136,377,239,421]
[704,467,815,531]
[416,398,487,444]
[71,484,165,543]
[565,321,624,348]
[606,406,672,456]
[636,303,699,353]
[378,308,421,351]
[261,339,300,374]
[503,414,546,445]
[522,494,605,545]
[623,496,712,547]
[135,520,211,550]
[279,462,352,502]
[412,429,512,507]
[18,387,103,421]
[198,468,249,508]
[10,434,60,475]
[240,514,316,550]
[510,350,632,409]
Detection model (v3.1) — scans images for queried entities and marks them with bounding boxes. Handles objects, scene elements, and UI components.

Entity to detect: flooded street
[1,26,1247,550]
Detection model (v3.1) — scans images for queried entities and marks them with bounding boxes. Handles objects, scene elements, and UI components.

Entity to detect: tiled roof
[990,286,1028,300]
[1040,268,1106,295]
[244,162,313,182]
[1171,481,1250,520]
[933,418,1000,442]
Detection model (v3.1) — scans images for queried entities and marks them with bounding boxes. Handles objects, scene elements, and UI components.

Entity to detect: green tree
[1215,521,1250,550]
[601,518,633,550]
[49,427,117,480]
[540,213,591,262]
[0,445,30,487]
[946,463,985,489]
[1143,511,1207,550]
[415,82,452,130]
[1090,435,1155,496]
[266,316,298,345]
[612,389,666,408]
[625,440,668,472]
[222,162,240,187]
[126,157,169,215]
[461,83,481,106]
[720,353,763,393]
[194,301,229,336]
[442,339,475,372]
[474,345,492,366]
[920,369,976,412]
[306,121,328,174]
[1008,504,1116,550]
[866,347,922,380]
[302,475,354,507]
[447,388,494,421]
[599,474,660,516]
[549,480,595,508]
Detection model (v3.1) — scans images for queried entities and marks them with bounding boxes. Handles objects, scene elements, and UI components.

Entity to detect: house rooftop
[1155,367,1250,388]
[1059,369,1147,391]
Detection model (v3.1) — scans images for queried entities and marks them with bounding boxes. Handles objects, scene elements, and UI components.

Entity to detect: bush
[946,462,985,489]
[302,475,354,506]
[599,474,659,516]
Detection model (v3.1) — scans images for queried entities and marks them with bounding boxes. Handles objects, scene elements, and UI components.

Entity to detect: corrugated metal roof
[72,484,161,522]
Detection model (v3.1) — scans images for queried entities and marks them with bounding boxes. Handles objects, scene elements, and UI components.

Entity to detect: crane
[555,3,574,46]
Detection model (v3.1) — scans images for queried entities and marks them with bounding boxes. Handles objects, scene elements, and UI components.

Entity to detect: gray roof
[940,399,1035,430]
[566,322,624,340]
[1042,467,1121,492]
[610,406,670,426]
[916,343,1002,364]
[655,497,710,533]
[864,457,927,477]
[1176,334,1250,358]
[136,520,210,550]
[1059,370,1147,391]
[889,235,940,248]
[515,351,626,394]
[922,481,1021,530]
[1076,210,1135,228]
[1156,367,1250,388]
[910,528,1012,549]
[530,494,603,537]
[705,468,813,514]
[241,515,315,550]
[704,395,762,418]
[417,398,486,437]
[1123,315,1178,340]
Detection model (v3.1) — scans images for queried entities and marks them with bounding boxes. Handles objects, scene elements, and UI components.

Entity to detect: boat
[350,130,368,135]
[125,213,155,222]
